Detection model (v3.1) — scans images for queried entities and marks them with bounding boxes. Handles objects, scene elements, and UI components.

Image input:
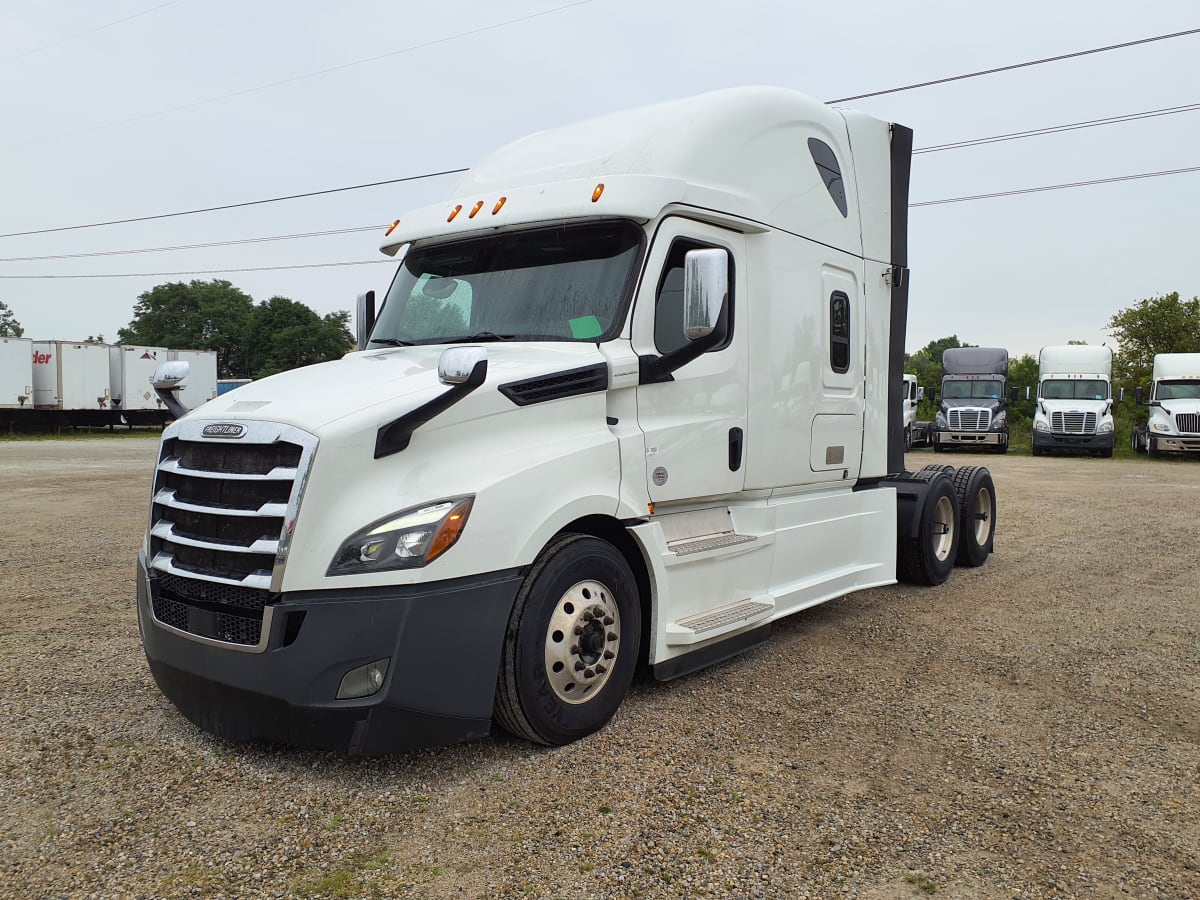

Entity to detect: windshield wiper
[370,338,416,347]
[445,332,518,343]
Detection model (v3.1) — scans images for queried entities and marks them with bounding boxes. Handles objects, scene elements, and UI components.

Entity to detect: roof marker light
[492,196,507,215]
[384,219,400,237]
[469,201,485,219]
[592,183,605,203]
[447,205,463,223]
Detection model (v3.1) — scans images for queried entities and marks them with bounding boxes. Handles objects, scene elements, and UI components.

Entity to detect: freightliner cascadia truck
[1031,345,1116,457]
[1132,353,1200,456]
[933,347,1010,453]
[137,87,998,754]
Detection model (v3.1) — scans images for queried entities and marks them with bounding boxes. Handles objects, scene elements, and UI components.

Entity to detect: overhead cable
[910,165,1200,206]
[0,0,187,65]
[0,260,394,280]
[828,27,1200,102]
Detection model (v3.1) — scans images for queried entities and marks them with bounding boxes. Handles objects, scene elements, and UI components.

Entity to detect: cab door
[807,266,864,481]
[632,218,748,503]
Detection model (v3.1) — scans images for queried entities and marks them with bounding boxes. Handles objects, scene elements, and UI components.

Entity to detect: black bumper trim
[1033,432,1114,451]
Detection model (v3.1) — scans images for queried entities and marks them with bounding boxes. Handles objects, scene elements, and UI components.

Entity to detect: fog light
[337,659,390,700]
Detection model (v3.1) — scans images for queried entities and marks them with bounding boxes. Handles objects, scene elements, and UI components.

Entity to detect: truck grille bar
[948,408,991,431]
[1176,413,1200,434]
[147,421,317,649]
[1050,411,1098,435]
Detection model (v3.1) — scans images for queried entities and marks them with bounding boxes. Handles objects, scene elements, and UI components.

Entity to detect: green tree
[245,296,354,377]
[1107,292,1200,390]
[0,300,24,337]
[1007,353,1038,422]
[119,280,254,377]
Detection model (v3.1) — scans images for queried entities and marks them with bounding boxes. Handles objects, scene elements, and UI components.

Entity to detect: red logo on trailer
[140,352,155,360]
[33,352,52,365]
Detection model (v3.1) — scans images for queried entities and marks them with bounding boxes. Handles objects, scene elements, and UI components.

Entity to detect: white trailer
[1032,345,1115,457]
[167,349,218,412]
[136,87,998,754]
[110,345,168,411]
[32,341,111,410]
[0,337,34,408]
[1133,353,1200,456]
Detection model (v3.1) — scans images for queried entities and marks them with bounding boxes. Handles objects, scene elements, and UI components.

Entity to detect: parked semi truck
[933,347,1009,453]
[1132,353,1200,456]
[136,87,998,754]
[901,373,929,448]
[1032,345,1116,457]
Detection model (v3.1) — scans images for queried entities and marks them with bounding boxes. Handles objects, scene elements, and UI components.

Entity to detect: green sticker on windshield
[569,315,603,340]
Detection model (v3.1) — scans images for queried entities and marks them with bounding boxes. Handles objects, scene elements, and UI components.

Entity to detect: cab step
[666,597,775,646]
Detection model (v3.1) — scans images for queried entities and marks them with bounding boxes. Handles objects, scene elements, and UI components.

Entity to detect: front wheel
[494,535,641,746]
[1148,436,1161,459]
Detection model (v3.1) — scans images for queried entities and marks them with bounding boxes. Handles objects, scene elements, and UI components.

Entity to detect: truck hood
[940,397,1002,410]
[1040,398,1110,413]
[179,343,609,434]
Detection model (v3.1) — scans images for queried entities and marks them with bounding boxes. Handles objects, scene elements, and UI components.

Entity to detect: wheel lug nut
[592,606,605,617]
[603,651,615,660]
[582,611,594,622]
[575,661,585,672]
[574,625,584,635]
[603,616,614,626]
[570,644,580,654]
[596,664,607,674]
[584,668,595,679]
[607,632,617,641]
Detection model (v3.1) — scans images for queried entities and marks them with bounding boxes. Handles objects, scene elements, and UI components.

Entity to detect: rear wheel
[494,535,641,746]
[897,471,959,586]
[951,466,995,567]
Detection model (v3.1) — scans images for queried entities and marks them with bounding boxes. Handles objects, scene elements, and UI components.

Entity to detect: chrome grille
[1176,413,1200,434]
[948,408,990,431]
[1051,411,1097,435]
[147,421,316,649]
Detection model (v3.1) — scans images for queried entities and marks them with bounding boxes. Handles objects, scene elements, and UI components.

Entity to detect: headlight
[1034,419,1049,432]
[328,497,473,575]
[935,412,947,428]
[1097,421,1114,434]
[1151,422,1171,432]
[990,411,1007,431]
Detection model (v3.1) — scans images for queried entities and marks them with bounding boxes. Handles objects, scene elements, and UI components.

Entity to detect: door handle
[728,427,744,471]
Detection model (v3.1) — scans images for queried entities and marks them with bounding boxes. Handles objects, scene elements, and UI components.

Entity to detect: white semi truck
[1031,345,1116,457]
[1132,353,1200,457]
[901,373,927,449]
[933,347,1010,453]
[136,87,998,754]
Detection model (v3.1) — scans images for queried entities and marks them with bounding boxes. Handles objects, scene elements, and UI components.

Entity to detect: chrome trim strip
[157,457,299,481]
[154,488,288,518]
[151,521,279,555]
[150,552,273,590]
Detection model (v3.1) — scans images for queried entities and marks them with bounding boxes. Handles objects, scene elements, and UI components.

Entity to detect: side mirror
[150,360,190,419]
[1135,386,1144,406]
[1010,386,1019,402]
[356,290,376,351]
[1025,386,1031,401]
[683,248,728,341]
[929,389,937,404]
[438,346,488,385]
[916,386,925,401]
[1117,387,1125,403]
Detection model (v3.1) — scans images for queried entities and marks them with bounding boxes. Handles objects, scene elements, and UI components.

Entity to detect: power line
[9,0,594,149]
[910,165,1200,207]
[4,164,1198,278]
[0,170,465,239]
[914,102,1200,153]
[0,0,187,65]
[0,225,387,263]
[829,27,1200,103]
[0,260,393,280]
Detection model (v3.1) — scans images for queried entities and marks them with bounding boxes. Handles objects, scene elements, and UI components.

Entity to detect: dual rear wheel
[899,464,996,585]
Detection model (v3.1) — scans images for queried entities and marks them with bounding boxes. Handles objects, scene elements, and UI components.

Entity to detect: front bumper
[935,430,1006,446]
[1033,431,1114,452]
[1150,434,1200,453]
[137,551,523,754]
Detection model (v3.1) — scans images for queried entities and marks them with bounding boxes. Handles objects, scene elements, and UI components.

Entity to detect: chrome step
[666,598,774,646]
[668,533,757,556]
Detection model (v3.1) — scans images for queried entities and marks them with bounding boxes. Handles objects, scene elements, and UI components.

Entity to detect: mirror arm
[639,303,728,385]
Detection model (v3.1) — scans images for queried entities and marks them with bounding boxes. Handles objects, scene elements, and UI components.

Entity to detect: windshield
[371,221,643,345]
[942,378,1003,400]
[1156,380,1200,401]
[1040,379,1108,400]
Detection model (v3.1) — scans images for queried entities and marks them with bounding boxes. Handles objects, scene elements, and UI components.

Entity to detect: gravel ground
[0,439,1197,899]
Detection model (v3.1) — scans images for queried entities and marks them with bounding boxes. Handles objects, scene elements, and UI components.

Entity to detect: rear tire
[951,466,996,567]
[494,535,641,746]
[897,471,959,586]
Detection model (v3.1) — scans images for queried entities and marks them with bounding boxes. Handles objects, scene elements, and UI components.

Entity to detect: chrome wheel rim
[932,495,955,562]
[973,487,992,546]
[544,580,620,704]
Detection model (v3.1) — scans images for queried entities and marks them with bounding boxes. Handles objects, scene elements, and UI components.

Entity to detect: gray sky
[2,0,1197,361]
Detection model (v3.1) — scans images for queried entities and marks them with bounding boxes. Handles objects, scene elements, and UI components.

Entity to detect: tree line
[0,283,354,379]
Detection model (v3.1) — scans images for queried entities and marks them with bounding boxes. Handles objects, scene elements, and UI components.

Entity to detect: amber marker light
[425,499,473,562]
[447,205,463,223]
[492,196,507,215]
[384,219,400,236]
[592,183,605,203]
[469,200,485,218]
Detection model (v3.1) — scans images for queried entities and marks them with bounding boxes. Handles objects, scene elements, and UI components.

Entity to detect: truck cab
[933,347,1009,453]
[1032,345,1115,457]
[1133,353,1200,456]
[901,373,923,449]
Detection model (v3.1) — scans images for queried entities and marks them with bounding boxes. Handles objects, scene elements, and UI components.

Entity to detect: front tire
[494,535,641,746]
[951,466,996,567]
[905,425,913,452]
[1148,436,1161,459]
[897,470,959,586]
